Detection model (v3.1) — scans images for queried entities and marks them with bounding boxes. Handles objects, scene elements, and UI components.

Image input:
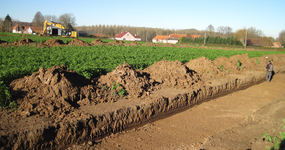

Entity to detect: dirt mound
[143,43,157,46]
[44,39,65,47]
[213,56,240,74]
[98,62,155,98]
[143,60,202,88]
[186,57,224,80]
[91,38,105,45]
[9,65,97,122]
[107,40,125,46]
[124,41,141,46]
[12,38,34,46]
[228,53,263,71]
[68,38,90,46]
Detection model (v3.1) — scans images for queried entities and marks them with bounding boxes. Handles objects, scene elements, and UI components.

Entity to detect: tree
[261,36,273,47]
[234,29,248,47]
[247,27,263,38]
[217,26,225,37]
[224,26,233,38]
[207,24,215,36]
[32,11,45,27]
[0,18,3,27]
[278,30,285,45]
[2,14,12,32]
[44,15,58,22]
[58,13,76,30]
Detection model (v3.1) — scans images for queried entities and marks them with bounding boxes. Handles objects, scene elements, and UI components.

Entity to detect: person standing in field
[266,60,273,82]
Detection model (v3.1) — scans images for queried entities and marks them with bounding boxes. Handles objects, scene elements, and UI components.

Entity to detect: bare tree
[224,26,233,38]
[217,26,225,37]
[247,27,263,38]
[58,13,76,30]
[32,11,45,27]
[278,30,285,45]
[44,15,58,22]
[207,24,215,36]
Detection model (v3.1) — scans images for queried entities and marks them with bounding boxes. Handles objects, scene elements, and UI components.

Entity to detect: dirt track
[70,73,285,150]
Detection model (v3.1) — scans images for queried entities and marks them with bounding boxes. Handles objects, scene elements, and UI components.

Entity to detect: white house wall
[121,32,135,41]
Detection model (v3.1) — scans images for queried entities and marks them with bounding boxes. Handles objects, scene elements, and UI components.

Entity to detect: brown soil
[44,39,66,47]
[68,39,90,46]
[1,53,285,149]
[91,38,105,45]
[124,41,141,46]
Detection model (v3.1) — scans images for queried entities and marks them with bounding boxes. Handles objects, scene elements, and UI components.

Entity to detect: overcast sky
[1,0,284,38]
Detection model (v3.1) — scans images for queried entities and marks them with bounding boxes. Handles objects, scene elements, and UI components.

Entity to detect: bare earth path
[69,73,285,150]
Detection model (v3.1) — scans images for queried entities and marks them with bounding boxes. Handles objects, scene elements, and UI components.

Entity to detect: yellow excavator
[41,20,77,38]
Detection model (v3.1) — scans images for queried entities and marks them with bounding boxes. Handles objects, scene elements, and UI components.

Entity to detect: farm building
[12,25,24,33]
[115,31,141,41]
[153,34,201,44]
[12,25,42,34]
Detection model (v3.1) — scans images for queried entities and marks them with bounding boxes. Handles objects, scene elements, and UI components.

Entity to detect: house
[247,38,263,46]
[22,26,42,34]
[115,31,141,41]
[13,25,42,34]
[152,34,201,44]
[152,35,176,43]
[169,34,187,39]
[0,26,2,31]
[12,25,24,33]
[271,42,283,48]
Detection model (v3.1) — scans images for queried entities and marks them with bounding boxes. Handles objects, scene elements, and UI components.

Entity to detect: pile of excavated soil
[12,38,34,46]
[44,39,65,47]
[143,43,157,46]
[98,62,155,99]
[68,39,90,46]
[9,64,95,123]
[91,38,105,45]
[124,41,141,46]
[107,40,125,46]
[143,60,202,89]
[185,57,225,80]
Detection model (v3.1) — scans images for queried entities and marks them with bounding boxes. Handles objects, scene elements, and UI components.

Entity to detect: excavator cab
[61,29,77,38]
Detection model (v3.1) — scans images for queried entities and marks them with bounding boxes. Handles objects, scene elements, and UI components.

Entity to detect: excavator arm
[41,20,77,38]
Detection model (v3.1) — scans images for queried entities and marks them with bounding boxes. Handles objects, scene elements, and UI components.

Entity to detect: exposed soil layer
[0,53,285,149]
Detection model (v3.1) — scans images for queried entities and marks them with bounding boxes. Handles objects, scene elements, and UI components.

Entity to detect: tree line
[1,11,285,45]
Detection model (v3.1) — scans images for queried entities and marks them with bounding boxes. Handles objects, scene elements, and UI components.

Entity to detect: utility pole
[204,29,207,46]
[245,29,247,49]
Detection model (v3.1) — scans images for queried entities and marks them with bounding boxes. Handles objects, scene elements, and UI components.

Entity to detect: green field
[1,32,285,107]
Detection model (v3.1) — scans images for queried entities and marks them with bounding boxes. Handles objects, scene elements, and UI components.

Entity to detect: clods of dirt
[98,62,155,98]
[44,39,66,47]
[91,38,105,45]
[124,41,141,46]
[68,38,90,46]
[11,38,35,46]
[186,57,224,80]
[143,60,202,89]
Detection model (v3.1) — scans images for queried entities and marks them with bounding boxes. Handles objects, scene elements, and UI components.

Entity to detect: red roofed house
[12,25,25,33]
[23,26,42,34]
[115,31,141,41]
[153,34,189,44]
